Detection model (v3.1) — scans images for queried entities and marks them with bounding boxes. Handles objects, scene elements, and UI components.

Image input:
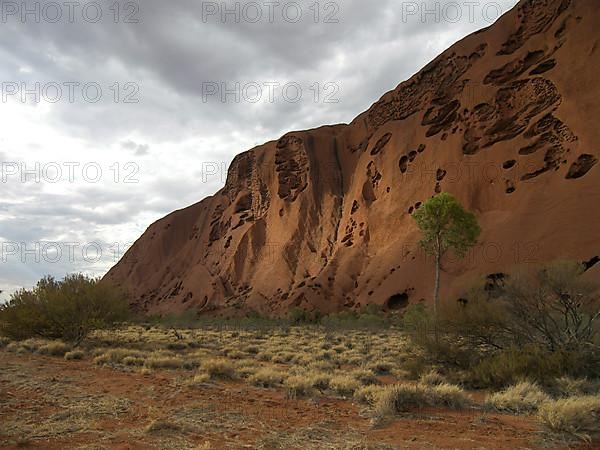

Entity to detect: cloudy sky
[0,0,519,300]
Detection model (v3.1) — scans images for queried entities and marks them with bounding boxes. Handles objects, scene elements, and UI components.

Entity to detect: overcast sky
[0,0,519,300]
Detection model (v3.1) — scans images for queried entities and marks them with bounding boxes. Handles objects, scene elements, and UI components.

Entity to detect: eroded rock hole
[399,156,409,173]
[566,154,598,179]
[503,160,517,169]
[386,293,409,311]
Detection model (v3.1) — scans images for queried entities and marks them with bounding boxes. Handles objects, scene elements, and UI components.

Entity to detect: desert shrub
[430,383,470,408]
[428,383,471,409]
[0,274,129,343]
[402,304,434,340]
[468,346,586,388]
[288,307,318,324]
[373,383,429,419]
[120,356,145,366]
[537,395,600,441]
[309,372,331,390]
[188,373,210,386]
[22,338,50,352]
[272,351,296,364]
[368,361,393,375]
[407,262,600,387]
[249,368,286,388]
[244,345,260,355]
[486,381,550,414]
[145,419,182,434]
[226,350,247,360]
[144,356,184,369]
[37,341,71,356]
[64,350,85,361]
[419,370,446,386]
[350,368,379,386]
[202,358,237,380]
[500,262,600,353]
[0,337,10,348]
[373,382,468,422]
[329,375,360,396]
[284,375,314,399]
[354,385,384,405]
[549,377,600,397]
[235,363,258,379]
[166,342,188,351]
[320,309,388,330]
[403,261,600,387]
[257,351,274,362]
[93,348,145,366]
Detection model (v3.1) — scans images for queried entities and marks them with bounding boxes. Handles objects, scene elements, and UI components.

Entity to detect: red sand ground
[1,351,595,449]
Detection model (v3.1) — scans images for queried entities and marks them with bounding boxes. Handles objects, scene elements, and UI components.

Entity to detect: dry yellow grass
[373,381,469,421]
[249,368,286,387]
[329,375,361,397]
[486,381,550,414]
[201,358,237,380]
[537,395,600,442]
[144,356,185,370]
[64,350,85,361]
[284,375,315,399]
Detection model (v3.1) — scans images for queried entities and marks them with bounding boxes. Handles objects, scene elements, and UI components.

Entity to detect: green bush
[468,346,587,389]
[0,274,129,343]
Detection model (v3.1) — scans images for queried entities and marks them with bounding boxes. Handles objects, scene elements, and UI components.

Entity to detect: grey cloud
[121,140,150,156]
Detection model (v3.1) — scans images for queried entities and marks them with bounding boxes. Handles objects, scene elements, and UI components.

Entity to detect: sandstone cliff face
[106,0,600,316]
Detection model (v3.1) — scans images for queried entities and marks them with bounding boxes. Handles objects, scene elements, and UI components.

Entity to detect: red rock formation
[105,0,600,316]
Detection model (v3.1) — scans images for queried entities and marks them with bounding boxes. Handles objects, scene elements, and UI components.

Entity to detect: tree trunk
[433,234,442,344]
[433,240,441,343]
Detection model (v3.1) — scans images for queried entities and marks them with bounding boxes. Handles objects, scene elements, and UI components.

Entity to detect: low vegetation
[537,395,600,441]
[1,261,598,447]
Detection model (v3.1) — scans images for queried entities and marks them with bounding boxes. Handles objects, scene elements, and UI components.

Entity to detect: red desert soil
[105,0,600,317]
[0,351,593,449]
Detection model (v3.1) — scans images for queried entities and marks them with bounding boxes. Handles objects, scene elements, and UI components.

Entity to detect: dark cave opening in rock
[386,293,409,311]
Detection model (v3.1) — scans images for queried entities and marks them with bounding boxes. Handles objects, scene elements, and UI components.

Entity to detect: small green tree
[413,193,480,337]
